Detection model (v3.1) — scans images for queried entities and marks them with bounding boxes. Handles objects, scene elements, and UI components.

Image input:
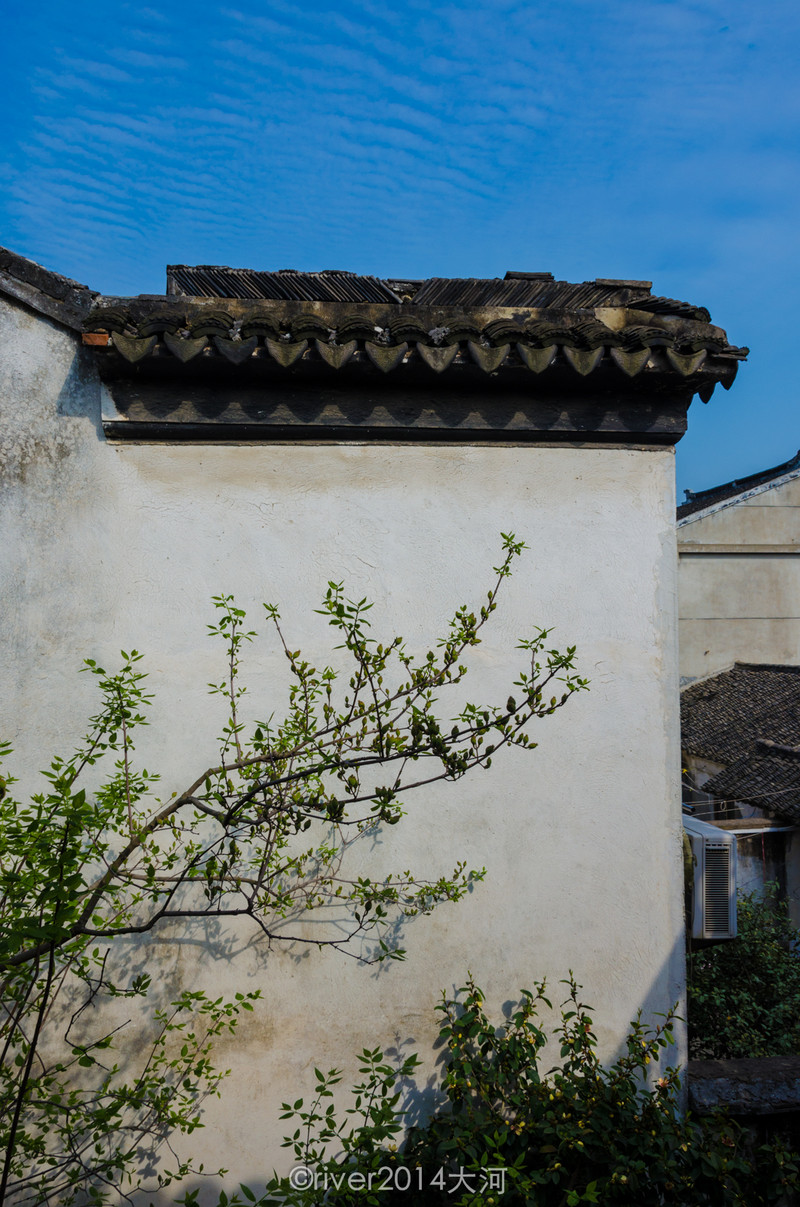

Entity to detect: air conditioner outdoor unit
[683,815,738,941]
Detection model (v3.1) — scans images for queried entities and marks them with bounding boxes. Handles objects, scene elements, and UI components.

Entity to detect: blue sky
[2,0,798,498]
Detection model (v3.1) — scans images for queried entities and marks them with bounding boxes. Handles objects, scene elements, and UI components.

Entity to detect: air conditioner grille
[704,846,731,936]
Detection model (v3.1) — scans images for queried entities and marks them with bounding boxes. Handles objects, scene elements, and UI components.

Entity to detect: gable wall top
[0,247,747,444]
[85,270,746,443]
[0,245,97,331]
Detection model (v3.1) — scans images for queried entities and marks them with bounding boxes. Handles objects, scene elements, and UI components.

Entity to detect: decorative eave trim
[84,297,746,366]
[87,332,741,378]
[83,296,745,445]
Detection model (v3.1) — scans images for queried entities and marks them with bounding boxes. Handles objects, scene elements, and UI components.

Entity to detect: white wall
[0,296,685,1192]
[679,478,800,681]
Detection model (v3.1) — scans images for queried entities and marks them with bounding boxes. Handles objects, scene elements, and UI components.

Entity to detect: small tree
[0,535,587,1205]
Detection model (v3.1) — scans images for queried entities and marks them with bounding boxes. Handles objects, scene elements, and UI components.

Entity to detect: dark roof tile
[682,662,800,766]
[166,265,402,304]
[164,266,720,321]
[165,266,672,313]
[702,742,800,823]
[410,276,647,309]
[629,294,711,323]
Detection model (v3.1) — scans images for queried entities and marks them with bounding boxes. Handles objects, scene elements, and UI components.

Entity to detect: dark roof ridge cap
[594,277,652,289]
[680,660,800,697]
[696,450,800,498]
[756,739,800,759]
[680,663,738,690]
[678,450,800,520]
[0,245,92,295]
[629,294,711,323]
[733,661,800,673]
[0,245,97,332]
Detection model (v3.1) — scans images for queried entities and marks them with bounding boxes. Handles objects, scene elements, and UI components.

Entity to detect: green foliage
[218,978,799,1207]
[0,536,587,1204]
[0,975,259,1206]
[687,887,800,1059]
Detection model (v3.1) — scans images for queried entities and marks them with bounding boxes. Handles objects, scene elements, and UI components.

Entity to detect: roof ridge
[756,739,800,759]
[678,450,800,519]
[734,661,800,674]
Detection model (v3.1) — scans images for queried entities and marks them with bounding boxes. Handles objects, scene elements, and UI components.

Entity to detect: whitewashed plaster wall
[0,296,685,1192]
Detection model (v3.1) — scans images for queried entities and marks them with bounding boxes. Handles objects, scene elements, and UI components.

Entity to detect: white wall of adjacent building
[679,476,800,682]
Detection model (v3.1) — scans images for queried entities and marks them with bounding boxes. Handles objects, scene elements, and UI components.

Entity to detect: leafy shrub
[187,977,800,1207]
[687,888,800,1059]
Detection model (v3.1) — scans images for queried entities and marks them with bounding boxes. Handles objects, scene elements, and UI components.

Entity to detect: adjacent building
[678,452,800,684]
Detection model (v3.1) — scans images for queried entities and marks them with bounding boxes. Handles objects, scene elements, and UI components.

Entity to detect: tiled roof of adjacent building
[702,741,800,823]
[682,663,800,821]
[678,450,800,520]
[682,663,800,764]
